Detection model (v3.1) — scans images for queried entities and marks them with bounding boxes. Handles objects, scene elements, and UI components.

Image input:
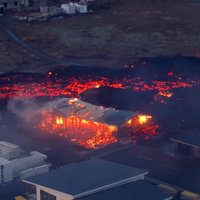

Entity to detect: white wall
[0,158,13,184]
[11,151,47,177]
[0,151,48,184]
[61,4,76,14]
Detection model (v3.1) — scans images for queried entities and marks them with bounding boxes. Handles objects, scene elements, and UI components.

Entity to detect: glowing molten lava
[0,73,197,100]
[158,91,173,98]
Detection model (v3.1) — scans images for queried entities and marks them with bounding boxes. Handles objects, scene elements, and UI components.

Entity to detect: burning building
[40,98,157,149]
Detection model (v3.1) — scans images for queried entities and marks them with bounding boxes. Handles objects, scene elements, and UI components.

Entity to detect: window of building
[14,1,18,6]
[3,2,7,7]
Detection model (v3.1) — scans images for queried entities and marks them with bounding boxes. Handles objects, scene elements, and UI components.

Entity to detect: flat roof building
[78,180,173,200]
[0,141,49,184]
[23,159,149,200]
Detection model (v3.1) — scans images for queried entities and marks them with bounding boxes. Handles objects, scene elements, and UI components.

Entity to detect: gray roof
[78,180,172,200]
[170,129,200,149]
[24,159,148,196]
[53,98,137,126]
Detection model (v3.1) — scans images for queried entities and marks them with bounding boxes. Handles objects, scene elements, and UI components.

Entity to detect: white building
[61,3,76,14]
[0,158,12,184]
[0,150,49,184]
[0,141,21,160]
[74,3,87,14]
[11,151,48,178]
[61,2,87,14]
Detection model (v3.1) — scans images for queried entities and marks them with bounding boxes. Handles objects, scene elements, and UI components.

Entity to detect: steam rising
[7,98,67,122]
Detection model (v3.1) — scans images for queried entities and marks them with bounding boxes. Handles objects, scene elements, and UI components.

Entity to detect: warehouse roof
[24,159,148,197]
[53,98,137,126]
[78,180,173,200]
[170,129,200,149]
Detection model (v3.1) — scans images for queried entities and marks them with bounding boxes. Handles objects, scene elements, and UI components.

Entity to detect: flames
[40,109,157,149]
[41,113,118,149]
[126,115,152,126]
[137,115,152,125]
[158,91,173,98]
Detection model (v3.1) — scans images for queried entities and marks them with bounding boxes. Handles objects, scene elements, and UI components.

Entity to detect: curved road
[0,18,88,67]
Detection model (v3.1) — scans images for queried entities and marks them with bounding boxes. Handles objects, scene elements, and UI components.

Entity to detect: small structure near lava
[40,98,157,149]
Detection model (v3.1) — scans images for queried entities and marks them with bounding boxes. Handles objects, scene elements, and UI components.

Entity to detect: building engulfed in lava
[40,98,157,149]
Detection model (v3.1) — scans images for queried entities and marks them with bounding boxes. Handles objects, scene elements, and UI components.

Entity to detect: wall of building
[32,184,72,200]
[0,0,20,9]
[0,158,13,184]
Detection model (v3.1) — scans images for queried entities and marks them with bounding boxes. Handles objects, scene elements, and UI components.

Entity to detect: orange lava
[0,73,196,148]
[0,76,197,100]
[158,91,173,98]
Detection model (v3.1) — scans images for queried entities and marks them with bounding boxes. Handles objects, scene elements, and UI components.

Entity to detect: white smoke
[7,98,68,122]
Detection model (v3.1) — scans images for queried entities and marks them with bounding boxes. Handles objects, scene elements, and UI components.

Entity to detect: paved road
[0,17,89,67]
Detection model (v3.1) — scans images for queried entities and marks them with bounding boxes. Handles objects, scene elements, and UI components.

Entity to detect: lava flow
[1,66,199,149]
[0,75,197,100]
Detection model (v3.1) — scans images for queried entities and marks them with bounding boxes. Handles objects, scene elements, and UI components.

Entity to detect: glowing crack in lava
[40,98,157,149]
